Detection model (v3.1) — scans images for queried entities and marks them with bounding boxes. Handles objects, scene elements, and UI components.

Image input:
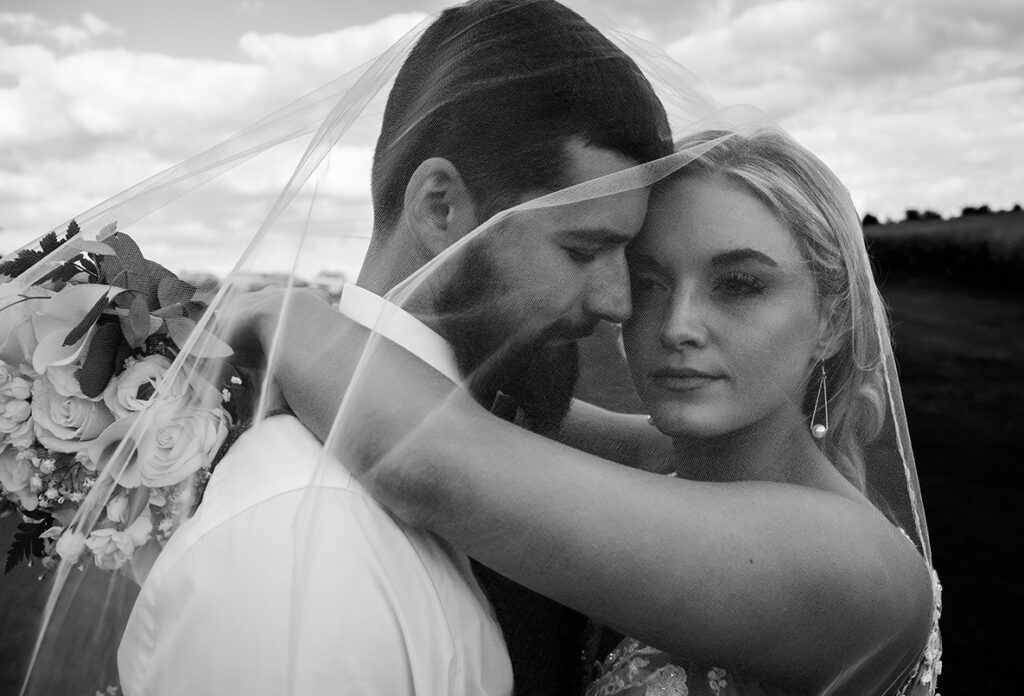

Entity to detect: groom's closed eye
[563,246,600,263]
[558,228,635,261]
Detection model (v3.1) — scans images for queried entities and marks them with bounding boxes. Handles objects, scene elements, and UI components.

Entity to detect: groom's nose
[583,251,631,324]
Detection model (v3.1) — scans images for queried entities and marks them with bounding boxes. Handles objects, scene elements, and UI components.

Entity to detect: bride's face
[623,173,825,440]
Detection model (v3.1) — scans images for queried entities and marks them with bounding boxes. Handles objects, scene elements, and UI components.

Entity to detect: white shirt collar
[338,283,461,384]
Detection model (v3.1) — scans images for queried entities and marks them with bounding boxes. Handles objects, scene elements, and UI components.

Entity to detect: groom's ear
[403,157,480,256]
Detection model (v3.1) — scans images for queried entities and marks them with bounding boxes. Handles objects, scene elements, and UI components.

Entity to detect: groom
[287,0,671,692]
[121,1,670,695]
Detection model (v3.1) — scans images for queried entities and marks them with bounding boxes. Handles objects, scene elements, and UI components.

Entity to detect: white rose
[0,287,50,367]
[103,355,188,419]
[105,492,130,523]
[136,399,230,488]
[0,447,37,511]
[31,372,115,453]
[84,529,133,571]
[89,396,229,489]
[0,362,31,400]
[85,510,152,571]
[54,528,87,564]
[0,362,34,449]
[46,363,95,400]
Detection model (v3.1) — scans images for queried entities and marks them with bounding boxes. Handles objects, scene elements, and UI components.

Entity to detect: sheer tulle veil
[1,1,937,694]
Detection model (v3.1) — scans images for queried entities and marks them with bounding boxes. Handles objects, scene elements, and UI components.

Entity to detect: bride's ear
[403,157,480,257]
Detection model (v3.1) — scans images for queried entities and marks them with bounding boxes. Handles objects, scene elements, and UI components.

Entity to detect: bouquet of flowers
[0,221,248,576]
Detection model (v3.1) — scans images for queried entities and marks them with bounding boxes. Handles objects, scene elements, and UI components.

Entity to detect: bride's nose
[660,290,708,349]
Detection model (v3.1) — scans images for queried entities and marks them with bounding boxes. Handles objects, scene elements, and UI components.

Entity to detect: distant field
[865,210,1024,287]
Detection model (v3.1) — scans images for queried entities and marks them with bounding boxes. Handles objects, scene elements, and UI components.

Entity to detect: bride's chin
[646,405,729,440]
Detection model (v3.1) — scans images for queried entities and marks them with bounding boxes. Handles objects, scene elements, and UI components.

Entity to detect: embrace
[9,1,940,695]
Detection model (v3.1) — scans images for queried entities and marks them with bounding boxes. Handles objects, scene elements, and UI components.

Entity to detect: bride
[251,128,940,695]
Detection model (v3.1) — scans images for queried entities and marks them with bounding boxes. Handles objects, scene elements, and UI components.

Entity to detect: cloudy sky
[1,0,1021,276]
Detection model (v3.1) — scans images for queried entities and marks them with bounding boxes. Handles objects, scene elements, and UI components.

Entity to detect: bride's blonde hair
[669,128,889,492]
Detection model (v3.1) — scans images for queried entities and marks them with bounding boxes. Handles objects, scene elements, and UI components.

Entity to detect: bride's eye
[713,271,766,297]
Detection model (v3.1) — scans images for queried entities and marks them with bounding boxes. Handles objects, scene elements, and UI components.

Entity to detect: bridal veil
[1,1,938,693]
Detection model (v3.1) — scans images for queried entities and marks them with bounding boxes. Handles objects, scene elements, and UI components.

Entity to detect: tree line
[862,203,1023,226]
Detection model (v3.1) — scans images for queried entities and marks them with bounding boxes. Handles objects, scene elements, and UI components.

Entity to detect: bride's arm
[229,290,934,693]
[557,401,675,474]
[346,354,934,694]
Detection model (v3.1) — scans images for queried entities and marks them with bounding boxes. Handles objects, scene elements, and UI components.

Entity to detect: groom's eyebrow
[559,227,637,245]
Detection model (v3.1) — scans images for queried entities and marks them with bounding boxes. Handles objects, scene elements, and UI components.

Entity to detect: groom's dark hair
[371,0,671,235]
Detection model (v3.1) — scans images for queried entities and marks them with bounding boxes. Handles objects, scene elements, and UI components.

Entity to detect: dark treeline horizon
[862,202,1023,226]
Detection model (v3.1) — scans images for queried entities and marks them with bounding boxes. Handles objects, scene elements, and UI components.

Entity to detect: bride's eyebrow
[710,248,779,268]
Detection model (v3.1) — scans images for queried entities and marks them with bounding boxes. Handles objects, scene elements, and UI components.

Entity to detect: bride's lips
[650,366,723,391]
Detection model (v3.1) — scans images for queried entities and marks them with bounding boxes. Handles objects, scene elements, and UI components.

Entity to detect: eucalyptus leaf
[164,316,198,350]
[157,275,196,308]
[164,317,233,358]
[97,221,118,240]
[101,233,149,296]
[119,293,151,348]
[152,303,185,318]
[65,238,116,256]
[77,321,124,398]
[129,293,153,342]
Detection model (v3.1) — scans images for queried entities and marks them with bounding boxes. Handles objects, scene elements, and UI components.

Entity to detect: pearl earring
[811,363,829,439]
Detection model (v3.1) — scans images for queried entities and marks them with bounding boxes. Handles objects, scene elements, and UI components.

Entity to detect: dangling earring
[811,363,829,439]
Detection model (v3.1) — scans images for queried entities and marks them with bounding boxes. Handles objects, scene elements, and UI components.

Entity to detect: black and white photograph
[1,1,1020,694]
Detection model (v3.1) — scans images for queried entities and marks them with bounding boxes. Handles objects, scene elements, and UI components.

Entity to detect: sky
[1,0,1021,276]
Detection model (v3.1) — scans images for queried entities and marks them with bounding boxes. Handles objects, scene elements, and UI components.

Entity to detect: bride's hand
[213,286,339,425]
[215,286,329,367]
[212,285,461,455]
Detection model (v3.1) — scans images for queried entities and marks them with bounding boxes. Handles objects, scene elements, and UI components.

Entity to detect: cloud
[1,1,1020,272]
[239,12,426,74]
[0,12,122,50]
[654,0,1024,217]
[0,12,428,272]
[666,0,1023,112]
[793,74,1024,219]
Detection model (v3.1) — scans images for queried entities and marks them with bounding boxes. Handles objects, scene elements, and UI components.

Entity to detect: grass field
[2,214,1020,693]
[866,210,1024,288]
[877,276,1020,693]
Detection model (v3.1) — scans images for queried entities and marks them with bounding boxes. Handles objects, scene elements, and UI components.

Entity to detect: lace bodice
[586,566,942,696]
[585,639,739,696]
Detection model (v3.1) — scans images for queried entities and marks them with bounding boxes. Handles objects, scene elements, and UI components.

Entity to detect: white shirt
[118,285,512,696]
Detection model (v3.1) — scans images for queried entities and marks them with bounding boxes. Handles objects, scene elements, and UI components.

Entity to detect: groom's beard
[433,246,580,435]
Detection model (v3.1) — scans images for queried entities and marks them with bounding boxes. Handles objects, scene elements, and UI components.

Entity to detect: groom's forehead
[500,141,649,237]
